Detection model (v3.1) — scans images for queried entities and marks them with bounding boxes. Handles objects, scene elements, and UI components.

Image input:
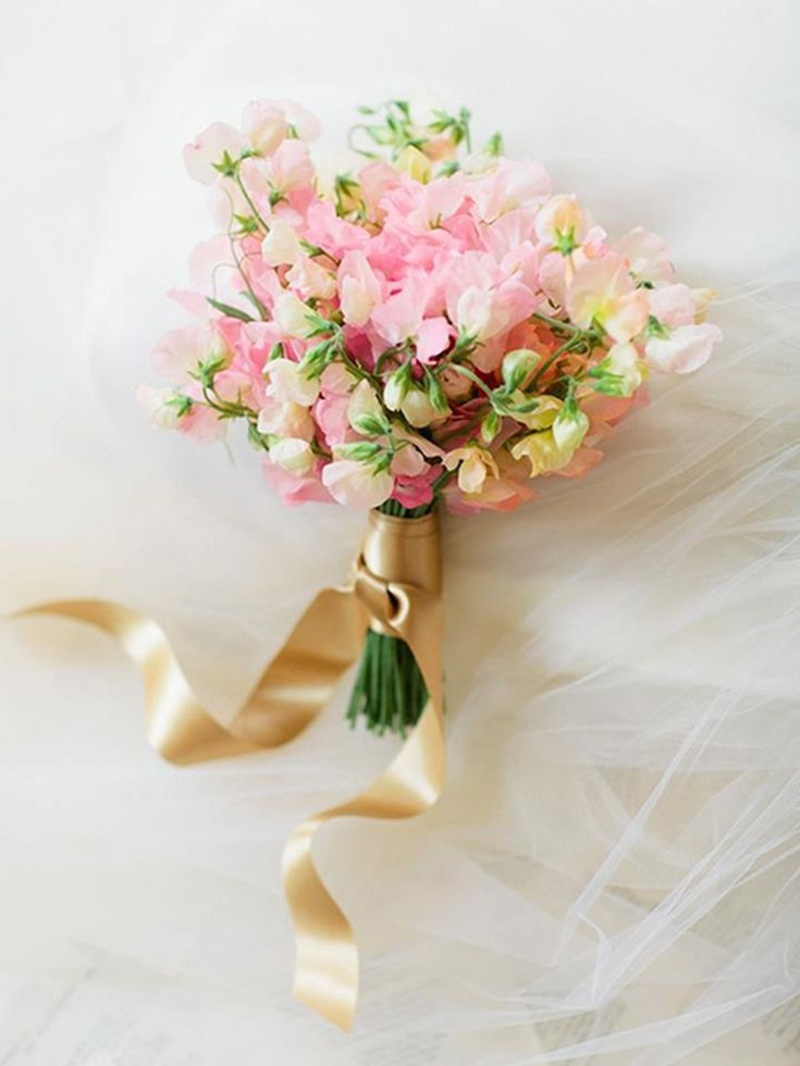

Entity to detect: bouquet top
[140,97,721,513]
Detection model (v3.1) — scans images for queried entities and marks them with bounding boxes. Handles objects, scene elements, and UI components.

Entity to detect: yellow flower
[511,430,574,477]
[509,393,563,430]
[396,145,432,184]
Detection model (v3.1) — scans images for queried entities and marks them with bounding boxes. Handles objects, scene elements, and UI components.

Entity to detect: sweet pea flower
[511,430,575,476]
[338,251,383,327]
[264,357,319,405]
[399,386,439,429]
[510,393,562,430]
[347,380,385,434]
[272,292,315,338]
[614,227,675,285]
[136,386,183,431]
[262,458,330,506]
[183,122,246,185]
[241,100,287,155]
[269,437,315,474]
[535,194,589,252]
[647,283,697,327]
[286,256,337,301]
[391,443,427,478]
[257,399,314,441]
[645,322,723,374]
[552,404,590,453]
[566,255,649,343]
[322,455,394,508]
[443,446,499,494]
[596,342,645,396]
[261,221,302,266]
[151,325,211,385]
[469,159,552,222]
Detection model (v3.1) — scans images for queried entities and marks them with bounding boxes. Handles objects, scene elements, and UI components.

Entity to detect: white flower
[265,358,319,405]
[322,459,393,509]
[273,292,315,338]
[261,221,302,266]
[136,386,181,430]
[270,438,314,474]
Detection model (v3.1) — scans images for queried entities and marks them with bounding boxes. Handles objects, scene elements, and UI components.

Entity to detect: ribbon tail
[18,591,368,765]
[281,586,445,1032]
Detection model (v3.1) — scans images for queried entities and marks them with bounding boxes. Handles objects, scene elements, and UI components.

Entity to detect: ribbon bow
[16,510,444,1031]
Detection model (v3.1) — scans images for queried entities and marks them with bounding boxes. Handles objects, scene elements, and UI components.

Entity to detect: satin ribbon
[16,510,444,1032]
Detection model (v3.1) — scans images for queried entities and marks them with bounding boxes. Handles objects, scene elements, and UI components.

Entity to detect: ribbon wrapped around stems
[16,509,445,1031]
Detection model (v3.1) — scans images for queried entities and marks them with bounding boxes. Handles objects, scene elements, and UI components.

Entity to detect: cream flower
[444,446,499,495]
[272,292,315,338]
[264,358,319,406]
[322,458,393,509]
[261,221,302,266]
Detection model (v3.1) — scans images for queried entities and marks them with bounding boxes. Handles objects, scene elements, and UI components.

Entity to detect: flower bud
[401,387,438,428]
[501,348,540,392]
[383,365,412,411]
[552,401,589,453]
[481,409,501,443]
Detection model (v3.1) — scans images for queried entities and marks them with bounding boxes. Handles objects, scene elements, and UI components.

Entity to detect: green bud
[165,394,193,418]
[351,413,388,437]
[484,131,504,158]
[501,348,540,392]
[427,373,450,414]
[480,409,501,443]
[336,441,383,462]
[646,314,670,339]
[299,339,333,377]
[383,363,412,410]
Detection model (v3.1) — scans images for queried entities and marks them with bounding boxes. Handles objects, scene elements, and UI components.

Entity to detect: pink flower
[566,255,649,343]
[645,322,722,374]
[469,159,551,222]
[445,252,537,343]
[303,201,370,258]
[183,122,246,185]
[338,251,383,327]
[151,325,210,385]
[415,316,451,364]
[286,256,337,301]
[614,227,675,285]
[262,457,330,505]
[647,283,697,328]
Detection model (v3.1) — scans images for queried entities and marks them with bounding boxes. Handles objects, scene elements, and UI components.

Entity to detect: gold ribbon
[16,510,444,1032]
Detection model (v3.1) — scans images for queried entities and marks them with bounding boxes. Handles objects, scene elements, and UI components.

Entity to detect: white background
[1,1,799,1063]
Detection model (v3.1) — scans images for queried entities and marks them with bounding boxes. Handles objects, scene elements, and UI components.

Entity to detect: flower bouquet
[133,95,722,1025]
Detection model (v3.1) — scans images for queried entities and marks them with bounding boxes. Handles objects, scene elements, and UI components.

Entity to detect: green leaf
[206,297,254,322]
[241,290,269,319]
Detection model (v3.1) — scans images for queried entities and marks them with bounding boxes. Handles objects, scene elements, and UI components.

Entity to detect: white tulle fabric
[2,2,800,1062]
